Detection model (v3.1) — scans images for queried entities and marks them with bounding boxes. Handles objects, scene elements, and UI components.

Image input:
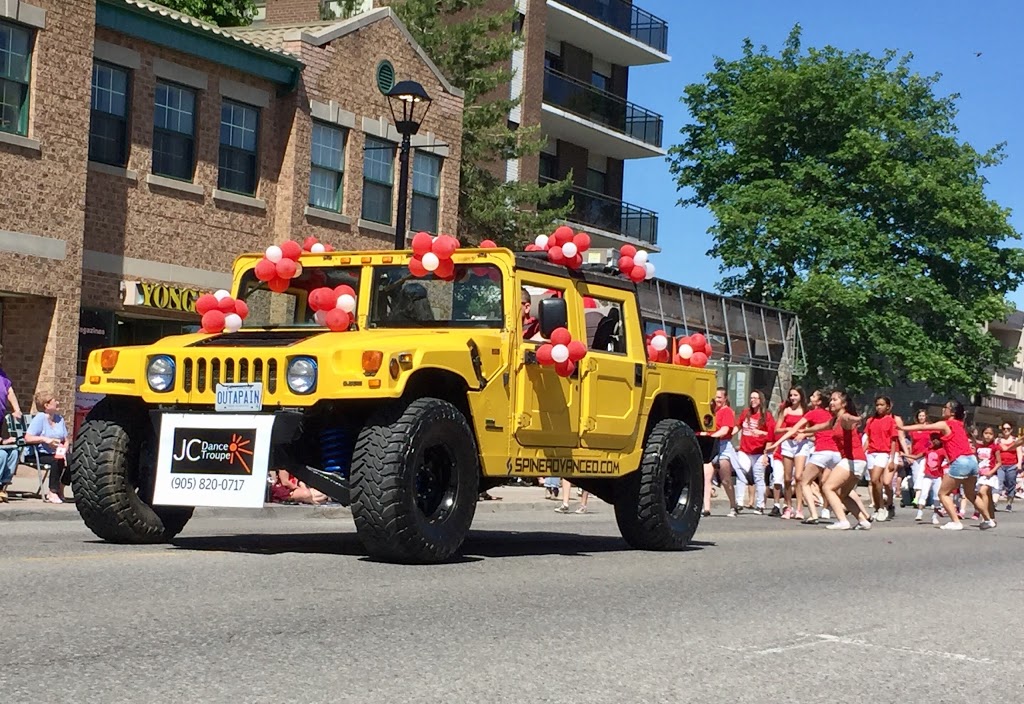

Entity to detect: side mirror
[538,297,568,339]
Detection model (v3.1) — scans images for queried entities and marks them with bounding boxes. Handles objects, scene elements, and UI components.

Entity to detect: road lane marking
[809,633,995,664]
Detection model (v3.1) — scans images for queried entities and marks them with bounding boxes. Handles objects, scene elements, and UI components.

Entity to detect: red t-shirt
[997,438,1019,467]
[715,406,736,435]
[976,443,997,473]
[779,410,804,429]
[864,415,898,454]
[909,430,932,457]
[833,422,867,461]
[523,316,540,340]
[941,418,972,462]
[804,407,837,452]
[925,447,947,479]
[738,409,776,454]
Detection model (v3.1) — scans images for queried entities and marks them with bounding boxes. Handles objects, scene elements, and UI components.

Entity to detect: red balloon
[280,240,302,261]
[547,245,565,264]
[201,310,225,333]
[334,284,356,298]
[620,244,637,259]
[325,308,350,332]
[234,300,249,319]
[276,258,298,279]
[307,288,322,311]
[566,254,583,270]
[550,327,571,346]
[254,258,277,282]
[690,333,707,349]
[217,296,236,314]
[317,287,338,311]
[567,340,587,362]
[536,344,554,366]
[268,277,290,293]
[408,257,428,277]
[582,296,597,309]
[302,236,319,252]
[629,265,646,283]
[412,232,434,256]
[524,244,541,252]
[674,353,691,366]
[195,293,218,315]
[555,359,575,377]
[690,352,709,368]
[659,349,671,363]
[324,244,335,252]
[435,257,456,280]
[479,239,497,248]
[704,342,713,356]
[618,255,634,273]
[647,343,658,359]
[573,232,591,253]
[552,226,574,245]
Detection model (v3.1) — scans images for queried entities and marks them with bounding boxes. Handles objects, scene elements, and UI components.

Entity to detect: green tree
[155,1,256,26]
[668,25,1024,396]
[391,0,573,247]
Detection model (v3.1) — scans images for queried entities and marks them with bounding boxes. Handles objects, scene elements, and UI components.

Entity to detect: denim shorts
[948,455,979,479]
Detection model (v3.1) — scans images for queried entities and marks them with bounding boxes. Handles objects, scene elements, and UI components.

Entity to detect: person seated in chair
[25,391,70,504]
[0,417,18,503]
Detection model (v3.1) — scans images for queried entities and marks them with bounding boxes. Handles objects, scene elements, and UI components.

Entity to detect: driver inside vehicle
[390,282,434,323]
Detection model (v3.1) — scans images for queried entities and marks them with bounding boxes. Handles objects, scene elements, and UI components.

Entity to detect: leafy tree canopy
[391,0,572,246]
[155,1,256,26]
[669,25,1024,395]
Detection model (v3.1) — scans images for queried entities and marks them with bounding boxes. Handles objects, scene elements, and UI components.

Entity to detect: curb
[0,499,599,523]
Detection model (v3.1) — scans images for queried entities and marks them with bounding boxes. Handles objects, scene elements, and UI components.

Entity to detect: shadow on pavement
[167,530,713,563]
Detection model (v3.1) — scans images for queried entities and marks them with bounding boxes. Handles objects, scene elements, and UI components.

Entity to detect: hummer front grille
[182,356,278,394]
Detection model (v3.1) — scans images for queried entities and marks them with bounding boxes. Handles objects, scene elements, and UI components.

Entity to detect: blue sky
[623,0,1024,304]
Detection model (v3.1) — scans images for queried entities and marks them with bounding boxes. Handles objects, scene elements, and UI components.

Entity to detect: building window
[539,152,558,181]
[361,136,394,225]
[153,82,196,181]
[411,151,441,233]
[218,100,259,195]
[591,70,610,93]
[89,62,130,166]
[586,168,607,194]
[309,121,345,212]
[0,21,32,137]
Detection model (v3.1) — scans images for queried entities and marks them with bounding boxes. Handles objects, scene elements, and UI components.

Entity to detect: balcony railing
[543,68,663,148]
[554,0,668,54]
[542,177,658,245]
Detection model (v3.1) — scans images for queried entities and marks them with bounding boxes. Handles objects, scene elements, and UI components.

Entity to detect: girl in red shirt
[903,409,938,519]
[704,387,740,517]
[770,389,829,523]
[902,400,994,530]
[821,390,873,530]
[994,422,1021,511]
[735,390,775,515]
[774,387,807,519]
[863,396,900,522]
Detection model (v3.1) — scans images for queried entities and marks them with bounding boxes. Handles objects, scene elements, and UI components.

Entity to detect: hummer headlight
[147,355,176,392]
[287,357,317,394]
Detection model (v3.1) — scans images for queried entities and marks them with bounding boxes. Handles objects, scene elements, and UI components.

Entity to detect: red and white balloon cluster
[617,244,655,284]
[646,330,672,363]
[525,226,591,270]
[308,284,356,332]
[196,289,250,334]
[674,333,712,368]
[253,240,303,293]
[535,327,587,378]
[301,236,335,254]
[409,231,460,280]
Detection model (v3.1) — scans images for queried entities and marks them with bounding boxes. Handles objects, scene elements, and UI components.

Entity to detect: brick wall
[264,0,324,24]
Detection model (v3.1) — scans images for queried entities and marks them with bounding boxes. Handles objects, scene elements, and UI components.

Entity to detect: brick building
[0,0,463,416]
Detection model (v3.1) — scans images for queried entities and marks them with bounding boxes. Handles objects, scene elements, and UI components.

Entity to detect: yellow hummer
[71,248,717,563]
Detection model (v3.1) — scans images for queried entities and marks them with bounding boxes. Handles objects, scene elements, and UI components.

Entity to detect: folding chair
[5,413,52,498]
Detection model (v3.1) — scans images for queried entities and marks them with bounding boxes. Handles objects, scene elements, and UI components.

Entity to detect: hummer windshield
[238,266,362,327]
[368,265,503,329]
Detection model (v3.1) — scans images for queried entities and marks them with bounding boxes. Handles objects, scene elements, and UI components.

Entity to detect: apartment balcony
[542,176,659,249]
[546,0,670,66]
[542,68,664,160]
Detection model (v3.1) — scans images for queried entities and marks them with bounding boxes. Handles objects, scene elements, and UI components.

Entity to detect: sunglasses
[1003,427,1013,431]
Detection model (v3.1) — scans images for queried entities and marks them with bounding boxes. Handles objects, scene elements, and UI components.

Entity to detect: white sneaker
[821,508,831,520]
[940,521,964,531]
[875,509,887,523]
[915,510,923,522]
[826,520,852,530]
[980,519,996,530]
[931,512,941,525]
[858,519,872,530]
[727,508,737,517]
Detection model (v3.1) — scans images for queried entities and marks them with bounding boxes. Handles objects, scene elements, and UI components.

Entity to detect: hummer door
[511,278,581,448]
[577,288,643,451]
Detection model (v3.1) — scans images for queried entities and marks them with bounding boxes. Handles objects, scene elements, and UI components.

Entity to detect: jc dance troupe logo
[171,428,255,474]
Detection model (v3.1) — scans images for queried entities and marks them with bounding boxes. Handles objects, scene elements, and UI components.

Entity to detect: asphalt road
[3,508,1022,704]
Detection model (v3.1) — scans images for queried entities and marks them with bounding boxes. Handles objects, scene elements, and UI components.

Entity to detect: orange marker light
[362,351,384,374]
[100,349,119,372]
[368,379,382,389]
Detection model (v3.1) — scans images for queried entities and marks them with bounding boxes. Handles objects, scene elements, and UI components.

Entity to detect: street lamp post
[386,80,433,250]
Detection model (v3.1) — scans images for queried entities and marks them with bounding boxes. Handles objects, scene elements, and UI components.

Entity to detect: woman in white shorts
[904,410,937,513]
[820,390,873,530]
[771,389,833,524]
[773,387,809,519]
[975,425,999,520]
[863,396,900,521]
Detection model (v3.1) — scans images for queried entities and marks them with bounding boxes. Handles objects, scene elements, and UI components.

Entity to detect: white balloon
[561,242,578,258]
[651,334,668,351]
[311,243,326,253]
[337,294,356,313]
[224,313,242,332]
[314,310,327,326]
[634,250,648,265]
[422,252,440,272]
[535,234,549,249]
[644,261,656,280]
[213,289,230,301]
[679,343,694,360]
[551,344,569,364]
[265,245,283,263]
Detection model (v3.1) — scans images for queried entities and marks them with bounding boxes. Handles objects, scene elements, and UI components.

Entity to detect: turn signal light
[89,376,101,385]
[362,351,384,374]
[100,349,119,372]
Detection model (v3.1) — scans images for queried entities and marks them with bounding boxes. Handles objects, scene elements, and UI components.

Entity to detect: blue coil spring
[320,426,350,477]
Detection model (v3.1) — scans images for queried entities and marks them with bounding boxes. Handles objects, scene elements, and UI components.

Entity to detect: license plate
[153,413,276,508]
[215,382,263,412]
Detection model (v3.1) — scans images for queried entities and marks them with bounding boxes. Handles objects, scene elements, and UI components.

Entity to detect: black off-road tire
[350,397,479,563]
[71,397,193,543]
[614,419,704,550]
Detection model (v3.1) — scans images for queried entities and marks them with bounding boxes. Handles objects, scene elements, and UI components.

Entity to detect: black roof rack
[513,251,636,293]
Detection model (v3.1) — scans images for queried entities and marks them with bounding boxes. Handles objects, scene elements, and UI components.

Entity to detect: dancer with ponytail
[735,390,775,515]
[770,389,831,524]
[706,388,741,517]
[774,387,808,519]
[864,396,900,522]
[820,390,873,530]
